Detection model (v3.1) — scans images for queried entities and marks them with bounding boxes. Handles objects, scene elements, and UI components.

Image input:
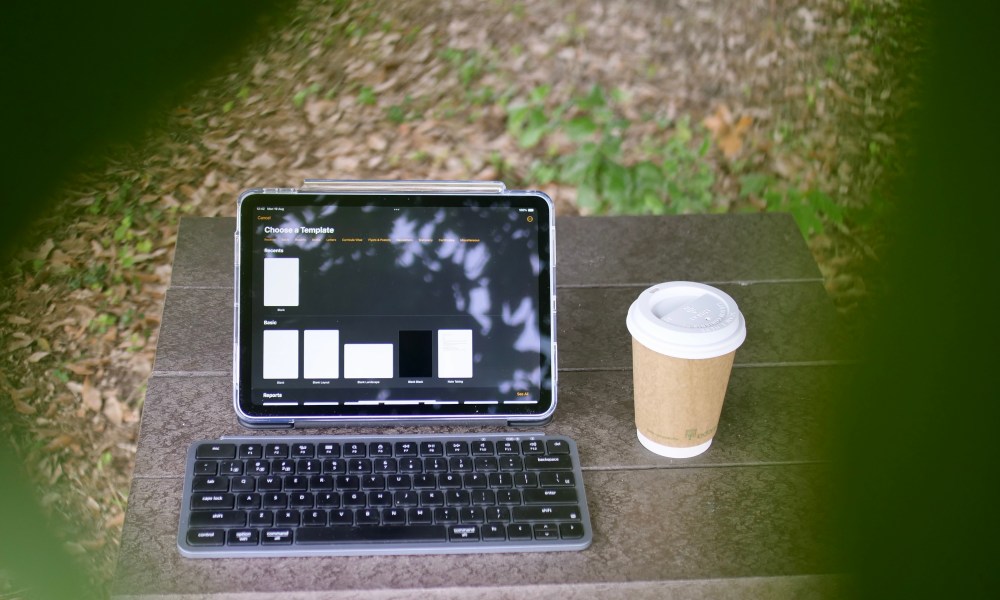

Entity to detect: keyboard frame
[178,433,593,558]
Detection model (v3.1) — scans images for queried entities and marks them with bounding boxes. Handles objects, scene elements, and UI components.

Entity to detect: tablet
[233,181,556,427]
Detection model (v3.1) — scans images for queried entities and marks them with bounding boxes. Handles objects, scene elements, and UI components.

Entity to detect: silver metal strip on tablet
[300,180,507,194]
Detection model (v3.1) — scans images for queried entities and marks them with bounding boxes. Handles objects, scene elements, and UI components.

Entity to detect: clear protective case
[233,181,557,428]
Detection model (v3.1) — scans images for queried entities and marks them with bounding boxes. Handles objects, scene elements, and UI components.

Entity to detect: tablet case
[234,181,557,428]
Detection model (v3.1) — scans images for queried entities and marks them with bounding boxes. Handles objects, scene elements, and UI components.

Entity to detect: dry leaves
[702,105,754,159]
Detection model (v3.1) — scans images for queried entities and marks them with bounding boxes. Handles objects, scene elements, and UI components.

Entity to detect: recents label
[438,329,473,378]
[343,344,394,379]
[303,330,340,379]
[263,257,299,306]
[262,330,298,379]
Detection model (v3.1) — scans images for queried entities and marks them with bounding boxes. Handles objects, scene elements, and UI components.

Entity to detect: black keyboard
[178,434,592,557]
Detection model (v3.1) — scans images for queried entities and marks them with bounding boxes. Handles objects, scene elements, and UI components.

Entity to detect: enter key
[522,489,578,505]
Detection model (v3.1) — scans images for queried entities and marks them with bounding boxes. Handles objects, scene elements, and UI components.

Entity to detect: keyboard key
[394,442,418,457]
[471,441,495,455]
[317,443,340,457]
[295,526,446,544]
[236,493,260,509]
[189,510,246,527]
[239,444,263,459]
[521,440,544,455]
[508,523,532,540]
[262,529,293,544]
[382,508,406,525]
[538,472,575,487]
[343,443,365,457]
[291,443,315,458]
[191,493,234,510]
[276,510,300,527]
[219,460,243,475]
[546,440,570,455]
[449,525,480,541]
[445,441,469,456]
[408,507,433,524]
[482,523,506,540]
[522,489,578,505]
[302,510,327,527]
[330,510,353,525]
[420,441,443,456]
[497,441,518,454]
[249,511,273,527]
[369,442,392,457]
[193,461,217,475]
[524,455,573,471]
[512,505,583,522]
[533,523,559,540]
[196,444,235,460]
[559,523,585,539]
[265,444,289,459]
[228,529,259,546]
[187,528,225,546]
[231,477,255,493]
[192,476,228,493]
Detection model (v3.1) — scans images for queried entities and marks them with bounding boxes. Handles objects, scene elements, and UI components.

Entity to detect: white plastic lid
[626,281,746,359]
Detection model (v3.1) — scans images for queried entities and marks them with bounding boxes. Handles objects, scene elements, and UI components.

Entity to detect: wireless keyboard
[178,433,593,557]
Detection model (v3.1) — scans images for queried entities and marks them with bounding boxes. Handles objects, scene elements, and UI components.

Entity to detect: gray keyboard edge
[178,433,593,558]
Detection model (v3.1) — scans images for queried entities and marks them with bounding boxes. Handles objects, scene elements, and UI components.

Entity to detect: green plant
[293,83,322,108]
[440,48,487,87]
[738,173,845,237]
[357,85,377,106]
[507,85,715,215]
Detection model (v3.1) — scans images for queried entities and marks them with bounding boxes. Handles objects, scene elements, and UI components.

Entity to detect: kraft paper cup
[626,281,746,458]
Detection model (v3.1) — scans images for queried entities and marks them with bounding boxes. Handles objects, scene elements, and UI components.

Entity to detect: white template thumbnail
[344,344,394,379]
[438,329,473,378]
[262,330,298,379]
[303,330,340,379]
[263,257,299,306]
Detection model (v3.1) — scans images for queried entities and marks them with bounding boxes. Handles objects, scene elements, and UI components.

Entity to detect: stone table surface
[113,213,850,599]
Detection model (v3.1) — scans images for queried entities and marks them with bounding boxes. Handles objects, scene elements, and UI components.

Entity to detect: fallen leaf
[66,363,96,376]
[44,434,76,452]
[13,398,36,415]
[702,105,753,159]
[82,377,102,413]
[11,386,36,400]
[103,395,123,426]
[6,315,30,325]
[32,238,56,261]
[63,542,86,556]
[7,338,33,352]
[104,512,125,529]
[27,351,50,363]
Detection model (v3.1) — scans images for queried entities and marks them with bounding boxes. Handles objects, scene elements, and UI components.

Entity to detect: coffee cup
[626,281,746,458]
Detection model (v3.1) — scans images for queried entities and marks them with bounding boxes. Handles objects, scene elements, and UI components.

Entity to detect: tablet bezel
[233,186,557,428]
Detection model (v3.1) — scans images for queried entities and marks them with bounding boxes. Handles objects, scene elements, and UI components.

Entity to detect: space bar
[295,526,448,544]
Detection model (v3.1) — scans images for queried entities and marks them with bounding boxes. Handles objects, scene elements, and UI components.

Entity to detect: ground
[0,0,919,596]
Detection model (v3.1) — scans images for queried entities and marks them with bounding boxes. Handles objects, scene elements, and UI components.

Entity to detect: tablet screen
[235,191,555,424]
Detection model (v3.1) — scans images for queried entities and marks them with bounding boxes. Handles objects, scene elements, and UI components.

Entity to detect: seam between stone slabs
[556,278,824,289]
[580,460,832,473]
[150,370,230,377]
[558,361,855,373]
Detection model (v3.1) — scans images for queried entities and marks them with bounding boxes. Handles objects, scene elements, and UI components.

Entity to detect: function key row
[195,439,571,461]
